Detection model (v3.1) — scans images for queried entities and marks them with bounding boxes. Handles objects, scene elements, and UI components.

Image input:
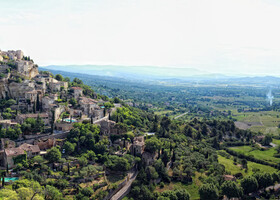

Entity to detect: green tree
[262,135,272,146]
[54,74,64,81]
[63,141,76,155]
[69,97,77,107]
[241,176,258,194]
[184,125,193,137]
[201,123,208,135]
[255,172,273,189]
[145,137,162,153]
[78,156,88,167]
[45,147,61,163]
[80,187,94,197]
[45,185,63,200]
[175,189,190,200]
[199,183,219,200]
[221,181,243,199]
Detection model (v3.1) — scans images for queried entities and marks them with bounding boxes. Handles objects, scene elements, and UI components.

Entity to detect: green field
[155,175,201,200]
[218,155,278,176]
[233,111,280,135]
[229,143,280,165]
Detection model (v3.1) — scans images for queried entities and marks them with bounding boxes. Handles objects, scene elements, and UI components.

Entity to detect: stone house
[25,90,38,103]
[98,119,118,135]
[25,90,43,112]
[142,151,158,166]
[92,109,105,120]
[71,87,83,99]
[3,143,40,168]
[16,113,49,125]
[49,81,68,92]
[55,122,74,132]
[34,77,47,93]
[0,138,16,150]
[3,147,25,168]
[223,175,236,181]
[2,143,40,169]
[7,50,23,60]
[69,109,83,118]
[131,136,145,156]
[113,139,131,149]
[0,120,18,129]
[19,143,40,158]
[79,97,99,115]
[9,80,35,99]
[34,138,56,150]
[42,96,55,111]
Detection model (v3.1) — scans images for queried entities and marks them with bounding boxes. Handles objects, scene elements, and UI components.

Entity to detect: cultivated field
[228,140,280,165]
[218,154,278,176]
[234,111,280,135]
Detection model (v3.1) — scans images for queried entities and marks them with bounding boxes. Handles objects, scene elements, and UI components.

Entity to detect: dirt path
[174,112,188,119]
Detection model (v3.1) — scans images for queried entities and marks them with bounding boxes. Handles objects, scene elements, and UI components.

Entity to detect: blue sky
[1,0,280,76]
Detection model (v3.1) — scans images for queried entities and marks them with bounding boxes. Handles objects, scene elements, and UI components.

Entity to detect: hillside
[0,50,280,200]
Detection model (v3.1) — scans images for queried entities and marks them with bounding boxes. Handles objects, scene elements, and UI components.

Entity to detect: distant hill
[41,65,280,87]
[42,65,208,80]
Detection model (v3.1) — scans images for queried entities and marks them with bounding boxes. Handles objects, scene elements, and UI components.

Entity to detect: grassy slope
[155,172,203,200]
[229,144,280,165]
[233,111,280,135]
[218,155,277,176]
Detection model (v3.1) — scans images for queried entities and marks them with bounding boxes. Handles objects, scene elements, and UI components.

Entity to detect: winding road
[110,170,138,200]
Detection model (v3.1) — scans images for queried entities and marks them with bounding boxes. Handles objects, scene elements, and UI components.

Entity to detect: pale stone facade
[71,87,83,99]
[79,97,99,115]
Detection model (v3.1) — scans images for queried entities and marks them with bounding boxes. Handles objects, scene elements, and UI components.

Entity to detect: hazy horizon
[41,64,280,79]
[1,0,280,76]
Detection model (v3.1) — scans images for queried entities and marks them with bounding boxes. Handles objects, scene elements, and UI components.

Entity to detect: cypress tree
[33,102,36,113]
[36,93,40,111]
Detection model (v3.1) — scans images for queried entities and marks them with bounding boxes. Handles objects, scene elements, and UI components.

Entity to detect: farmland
[228,139,280,165]
[218,154,277,176]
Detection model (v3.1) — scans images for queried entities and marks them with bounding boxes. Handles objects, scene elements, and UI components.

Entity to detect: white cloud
[1,0,280,75]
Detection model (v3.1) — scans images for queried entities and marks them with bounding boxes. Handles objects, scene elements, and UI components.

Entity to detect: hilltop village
[0,51,155,168]
[1,50,280,200]
[0,50,171,200]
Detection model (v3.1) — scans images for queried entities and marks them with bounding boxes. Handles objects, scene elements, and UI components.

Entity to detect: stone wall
[16,132,69,146]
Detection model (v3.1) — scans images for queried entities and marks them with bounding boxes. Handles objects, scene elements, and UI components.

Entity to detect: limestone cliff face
[0,78,9,99]
[29,66,39,79]
[16,61,39,79]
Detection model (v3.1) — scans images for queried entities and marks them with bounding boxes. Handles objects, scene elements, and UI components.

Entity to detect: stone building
[71,87,83,99]
[55,122,74,132]
[79,97,99,115]
[0,120,18,129]
[3,143,40,168]
[131,136,145,156]
[34,138,56,150]
[19,143,40,158]
[142,151,158,166]
[0,138,16,150]
[99,119,118,135]
[49,81,68,92]
[3,147,25,168]
[16,113,49,125]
